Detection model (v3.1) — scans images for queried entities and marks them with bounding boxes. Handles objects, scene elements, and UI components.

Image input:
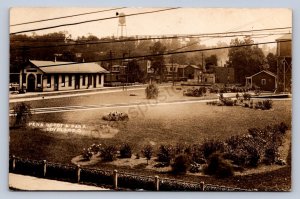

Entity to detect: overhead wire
[10,7,127,27]
[10,7,180,35]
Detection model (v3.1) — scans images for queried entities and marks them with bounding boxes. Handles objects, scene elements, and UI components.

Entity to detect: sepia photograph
[8,7,292,191]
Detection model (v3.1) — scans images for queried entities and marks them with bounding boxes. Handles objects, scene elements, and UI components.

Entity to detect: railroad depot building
[19,60,108,92]
[245,70,277,91]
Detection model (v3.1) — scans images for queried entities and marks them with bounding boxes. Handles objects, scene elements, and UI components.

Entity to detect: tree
[266,53,277,74]
[227,36,265,84]
[141,145,153,165]
[149,41,166,82]
[127,59,145,83]
[13,102,32,127]
[205,54,218,70]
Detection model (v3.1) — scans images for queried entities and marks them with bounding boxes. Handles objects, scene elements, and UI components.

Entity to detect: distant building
[212,66,235,84]
[245,70,277,91]
[104,64,127,84]
[165,64,202,81]
[19,60,108,92]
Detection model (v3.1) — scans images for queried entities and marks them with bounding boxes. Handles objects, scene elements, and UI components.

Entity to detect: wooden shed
[246,70,277,91]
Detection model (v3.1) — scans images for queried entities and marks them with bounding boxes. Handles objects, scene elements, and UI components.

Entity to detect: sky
[10,7,292,46]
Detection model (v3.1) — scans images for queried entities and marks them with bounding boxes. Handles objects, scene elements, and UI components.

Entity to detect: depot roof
[29,60,109,74]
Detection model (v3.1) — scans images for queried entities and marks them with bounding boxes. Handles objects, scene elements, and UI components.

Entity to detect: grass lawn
[9,99,291,191]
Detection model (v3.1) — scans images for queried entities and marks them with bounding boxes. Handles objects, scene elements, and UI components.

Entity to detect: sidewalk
[9,84,147,100]
[9,173,109,191]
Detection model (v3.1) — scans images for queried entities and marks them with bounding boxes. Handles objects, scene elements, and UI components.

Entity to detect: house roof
[246,70,277,78]
[29,60,109,74]
[276,34,292,41]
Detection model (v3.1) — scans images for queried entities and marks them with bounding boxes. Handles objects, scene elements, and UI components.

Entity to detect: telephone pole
[109,50,113,85]
[171,56,175,86]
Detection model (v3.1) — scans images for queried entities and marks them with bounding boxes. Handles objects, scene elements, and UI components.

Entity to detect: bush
[157,145,174,164]
[82,148,93,161]
[243,93,251,100]
[145,83,159,99]
[226,136,240,149]
[100,145,117,162]
[277,122,288,134]
[203,152,234,178]
[245,146,260,167]
[263,148,277,165]
[184,87,207,97]
[221,98,234,106]
[262,100,273,110]
[13,102,32,127]
[171,154,191,174]
[141,145,153,164]
[201,140,224,159]
[255,100,273,110]
[119,143,132,158]
[102,111,129,121]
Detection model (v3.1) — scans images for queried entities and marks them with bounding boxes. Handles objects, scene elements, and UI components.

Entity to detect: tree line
[10,32,277,84]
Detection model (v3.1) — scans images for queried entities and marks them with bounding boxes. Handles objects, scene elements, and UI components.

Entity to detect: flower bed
[102,111,129,121]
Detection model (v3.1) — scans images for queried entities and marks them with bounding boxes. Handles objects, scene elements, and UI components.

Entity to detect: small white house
[19,60,108,92]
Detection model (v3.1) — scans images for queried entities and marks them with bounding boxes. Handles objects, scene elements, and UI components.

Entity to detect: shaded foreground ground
[9,100,291,191]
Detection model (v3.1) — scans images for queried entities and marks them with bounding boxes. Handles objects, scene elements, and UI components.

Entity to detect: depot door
[27,74,35,92]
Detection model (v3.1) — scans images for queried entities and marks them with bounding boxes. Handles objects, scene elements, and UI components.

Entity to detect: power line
[10,7,127,27]
[10,7,180,35]
[11,28,291,51]
[34,39,291,68]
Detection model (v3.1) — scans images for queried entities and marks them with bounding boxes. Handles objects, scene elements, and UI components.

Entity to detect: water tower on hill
[116,12,127,38]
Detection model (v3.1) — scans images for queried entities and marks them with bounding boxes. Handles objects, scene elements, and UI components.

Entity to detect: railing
[9,156,254,191]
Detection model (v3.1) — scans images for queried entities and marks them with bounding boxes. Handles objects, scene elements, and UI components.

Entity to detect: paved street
[9,173,109,191]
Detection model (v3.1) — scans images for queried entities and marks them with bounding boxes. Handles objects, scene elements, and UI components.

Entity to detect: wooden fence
[9,156,253,191]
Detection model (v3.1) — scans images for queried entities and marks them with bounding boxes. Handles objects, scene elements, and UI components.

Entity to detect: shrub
[255,100,273,110]
[119,143,132,158]
[245,146,260,167]
[249,100,254,108]
[189,163,202,173]
[82,148,93,161]
[277,122,288,134]
[221,98,234,106]
[171,154,191,174]
[224,149,247,166]
[13,102,32,127]
[262,100,273,110]
[203,152,234,178]
[100,145,117,162]
[145,83,159,99]
[243,93,251,100]
[157,144,174,164]
[184,87,206,97]
[102,111,129,121]
[201,140,224,159]
[263,148,277,165]
[226,136,240,149]
[141,145,153,164]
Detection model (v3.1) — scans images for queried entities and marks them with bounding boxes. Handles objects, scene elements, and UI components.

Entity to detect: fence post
[76,165,81,183]
[154,175,160,191]
[113,169,118,189]
[12,155,16,171]
[42,160,47,177]
[200,181,204,191]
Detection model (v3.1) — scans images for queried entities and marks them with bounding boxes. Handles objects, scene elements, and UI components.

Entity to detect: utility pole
[21,46,29,92]
[109,50,113,85]
[171,56,175,86]
[283,60,286,93]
